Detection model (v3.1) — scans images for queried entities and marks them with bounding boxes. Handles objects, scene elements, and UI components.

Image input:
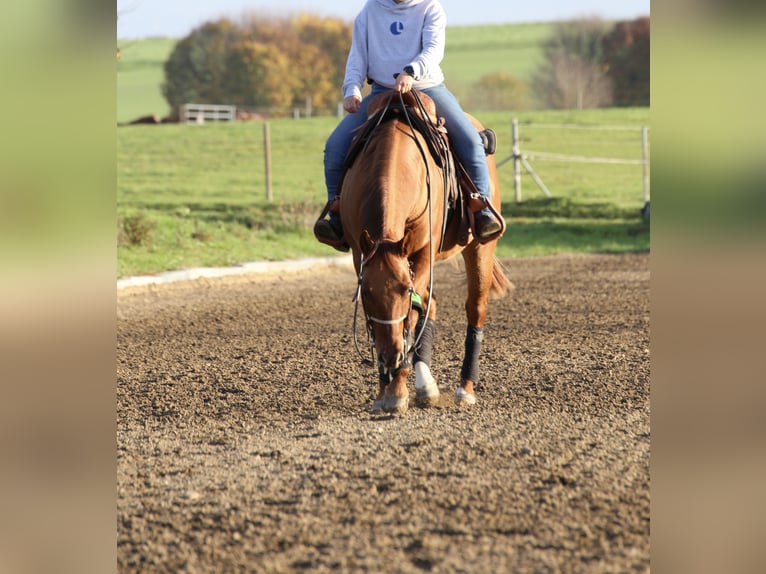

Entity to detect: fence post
[641,126,650,205]
[264,122,272,202]
[512,118,522,203]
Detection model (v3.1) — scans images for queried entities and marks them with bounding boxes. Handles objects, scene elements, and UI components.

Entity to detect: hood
[375,0,426,10]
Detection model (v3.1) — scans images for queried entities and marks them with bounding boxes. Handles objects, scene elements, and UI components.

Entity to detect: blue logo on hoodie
[390,21,404,35]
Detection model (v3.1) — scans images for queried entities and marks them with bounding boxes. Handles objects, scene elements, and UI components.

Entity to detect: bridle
[350,90,444,368]
[352,238,416,365]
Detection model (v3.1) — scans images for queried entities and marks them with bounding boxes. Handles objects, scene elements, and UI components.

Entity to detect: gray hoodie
[342,0,447,100]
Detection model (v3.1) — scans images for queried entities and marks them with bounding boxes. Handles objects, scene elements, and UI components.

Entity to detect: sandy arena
[117,252,650,573]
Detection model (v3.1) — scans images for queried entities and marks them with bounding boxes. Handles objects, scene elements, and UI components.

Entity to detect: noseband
[354,238,414,323]
[352,238,417,365]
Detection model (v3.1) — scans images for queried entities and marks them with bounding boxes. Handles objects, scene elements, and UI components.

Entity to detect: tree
[533,51,613,110]
[545,17,611,67]
[221,39,297,111]
[242,14,351,115]
[162,20,245,115]
[288,14,351,115]
[531,18,614,109]
[603,17,650,107]
[161,14,353,117]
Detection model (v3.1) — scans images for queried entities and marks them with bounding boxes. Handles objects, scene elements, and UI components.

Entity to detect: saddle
[341,90,501,247]
[344,91,449,172]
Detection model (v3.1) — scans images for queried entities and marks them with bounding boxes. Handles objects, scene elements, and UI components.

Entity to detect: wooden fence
[181,103,236,124]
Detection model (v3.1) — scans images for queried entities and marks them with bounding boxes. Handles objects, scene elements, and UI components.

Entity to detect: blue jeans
[323,83,491,207]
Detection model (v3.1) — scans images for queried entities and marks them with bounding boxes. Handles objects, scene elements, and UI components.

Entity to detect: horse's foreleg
[456,325,484,405]
[457,246,493,405]
[413,317,440,407]
[371,369,390,414]
[382,368,410,413]
[369,359,410,414]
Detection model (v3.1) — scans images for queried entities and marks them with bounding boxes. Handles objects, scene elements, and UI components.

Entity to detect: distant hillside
[442,22,553,98]
[116,23,553,124]
[116,37,177,123]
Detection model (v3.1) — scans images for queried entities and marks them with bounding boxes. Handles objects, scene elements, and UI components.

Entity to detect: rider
[314,0,503,249]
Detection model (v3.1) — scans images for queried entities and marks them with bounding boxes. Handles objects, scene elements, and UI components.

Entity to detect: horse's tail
[490,258,514,299]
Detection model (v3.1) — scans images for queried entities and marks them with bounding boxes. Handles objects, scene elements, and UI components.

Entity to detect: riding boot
[473,207,503,239]
[314,215,346,245]
[313,197,349,252]
[467,193,503,241]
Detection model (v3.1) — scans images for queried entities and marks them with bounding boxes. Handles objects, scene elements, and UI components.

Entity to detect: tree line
[162,14,351,118]
[162,14,648,118]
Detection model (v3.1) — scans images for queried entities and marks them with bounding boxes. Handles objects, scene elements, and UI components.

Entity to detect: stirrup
[467,194,505,244]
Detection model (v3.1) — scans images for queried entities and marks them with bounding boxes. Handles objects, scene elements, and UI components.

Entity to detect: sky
[117,0,650,39]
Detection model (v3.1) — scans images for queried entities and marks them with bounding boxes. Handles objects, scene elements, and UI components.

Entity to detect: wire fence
[496,119,650,207]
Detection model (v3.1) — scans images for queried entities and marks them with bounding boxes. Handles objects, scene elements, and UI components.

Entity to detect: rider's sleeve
[342,9,369,100]
[409,2,446,80]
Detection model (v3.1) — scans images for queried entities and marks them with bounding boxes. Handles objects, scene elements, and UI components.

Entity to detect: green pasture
[117,37,176,123]
[442,22,552,102]
[117,24,649,278]
[118,107,649,278]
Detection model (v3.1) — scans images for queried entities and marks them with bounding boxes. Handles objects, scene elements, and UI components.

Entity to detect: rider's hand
[394,71,414,94]
[343,95,362,113]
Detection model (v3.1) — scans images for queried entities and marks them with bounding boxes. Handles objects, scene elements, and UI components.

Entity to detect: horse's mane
[366,91,438,124]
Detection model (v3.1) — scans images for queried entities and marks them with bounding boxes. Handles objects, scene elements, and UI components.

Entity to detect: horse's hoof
[371,399,385,414]
[414,390,440,408]
[414,362,440,408]
[382,394,409,414]
[455,386,477,406]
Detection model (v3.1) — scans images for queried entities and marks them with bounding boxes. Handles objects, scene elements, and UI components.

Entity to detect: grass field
[117,24,649,279]
[117,37,176,123]
[442,22,553,103]
[118,107,649,278]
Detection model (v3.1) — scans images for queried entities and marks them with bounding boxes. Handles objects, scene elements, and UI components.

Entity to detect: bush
[119,213,155,247]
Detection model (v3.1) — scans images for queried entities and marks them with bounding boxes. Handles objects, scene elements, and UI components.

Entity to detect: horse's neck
[361,186,414,242]
[368,128,432,238]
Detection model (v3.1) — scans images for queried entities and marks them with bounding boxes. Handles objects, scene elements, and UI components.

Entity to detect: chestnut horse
[340,90,511,414]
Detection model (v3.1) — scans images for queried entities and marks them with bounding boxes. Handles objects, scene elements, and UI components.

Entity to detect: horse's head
[357,230,419,374]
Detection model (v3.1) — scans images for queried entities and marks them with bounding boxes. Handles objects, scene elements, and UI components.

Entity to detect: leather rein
[351,90,448,366]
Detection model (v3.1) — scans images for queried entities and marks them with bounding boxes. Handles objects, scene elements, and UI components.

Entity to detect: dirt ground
[117,252,650,573]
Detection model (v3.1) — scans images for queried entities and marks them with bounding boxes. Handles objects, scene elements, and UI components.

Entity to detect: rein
[395,90,439,351]
[350,90,445,367]
[352,238,413,365]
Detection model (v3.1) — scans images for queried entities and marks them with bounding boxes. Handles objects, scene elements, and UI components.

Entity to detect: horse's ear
[360,229,374,256]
